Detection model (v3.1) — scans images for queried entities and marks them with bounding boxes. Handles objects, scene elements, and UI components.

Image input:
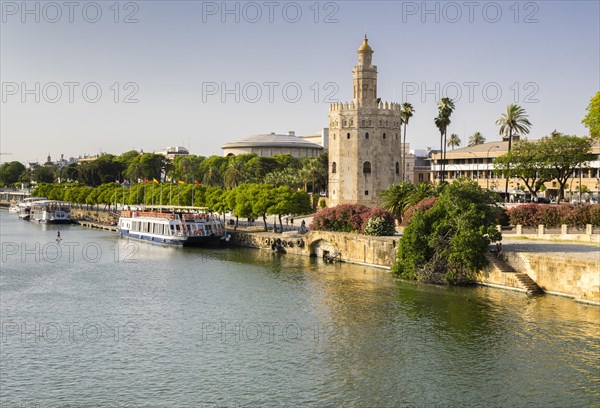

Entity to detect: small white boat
[30,200,71,224]
[118,206,229,247]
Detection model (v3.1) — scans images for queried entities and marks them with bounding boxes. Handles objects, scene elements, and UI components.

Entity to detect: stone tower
[328,37,403,206]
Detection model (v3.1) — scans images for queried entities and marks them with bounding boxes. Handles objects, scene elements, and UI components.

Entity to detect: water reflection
[1,210,599,407]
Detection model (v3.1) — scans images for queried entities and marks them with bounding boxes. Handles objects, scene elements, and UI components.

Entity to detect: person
[300,219,306,233]
[56,231,62,242]
[496,242,503,259]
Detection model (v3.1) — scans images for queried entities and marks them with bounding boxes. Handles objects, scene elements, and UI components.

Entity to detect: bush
[508,204,599,227]
[590,205,600,226]
[495,207,510,227]
[558,205,590,227]
[393,180,501,285]
[402,197,438,226]
[363,216,396,236]
[508,204,539,227]
[319,199,327,209]
[309,204,395,235]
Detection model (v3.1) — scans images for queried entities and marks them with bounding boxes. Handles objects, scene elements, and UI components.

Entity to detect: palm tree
[380,182,416,221]
[435,98,455,183]
[405,182,434,209]
[468,132,486,146]
[496,104,532,200]
[223,160,245,189]
[447,134,461,150]
[400,103,415,182]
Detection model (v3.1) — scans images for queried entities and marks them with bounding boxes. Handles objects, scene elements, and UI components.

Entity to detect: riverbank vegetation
[32,182,311,231]
[2,151,328,195]
[309,204,395,236]
[508,203,600,227]
[391,180,502,285]
[494,133,595,202]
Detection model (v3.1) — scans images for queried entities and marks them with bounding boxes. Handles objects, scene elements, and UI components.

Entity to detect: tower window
[347,133,350,139]
[365,190,369,196]
[365,132,369,139]
[395,162,399,175]
[332,162,337,173]
[383,133,386,139]
[363,161,371,174]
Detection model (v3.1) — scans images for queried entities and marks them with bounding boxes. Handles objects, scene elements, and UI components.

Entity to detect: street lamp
[486,145,500,190]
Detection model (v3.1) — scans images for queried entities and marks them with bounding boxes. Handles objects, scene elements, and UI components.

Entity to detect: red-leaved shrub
[309,204,395,233]
[508,204,600,227]
[402,197,438,226]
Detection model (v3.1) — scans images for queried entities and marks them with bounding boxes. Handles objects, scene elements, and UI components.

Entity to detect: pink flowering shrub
[402,197,438,226]
[508,204,600,227]
[309,204,395,234]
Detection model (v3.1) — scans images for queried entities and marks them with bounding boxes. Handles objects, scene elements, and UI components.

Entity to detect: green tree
[32,166,56,183]
[393,180,501,284]
[468,131,486,146]
[251,184,277,231]
[447,134,461,150]
[125,153,167,182]
[168,155,205,183]
[493,139,552,198]
[582,91,600,139]
[0,161,26,186]
[223,156,248,189]
[496,104,532,199]
[538,134,594,202]
[400,103,415,181]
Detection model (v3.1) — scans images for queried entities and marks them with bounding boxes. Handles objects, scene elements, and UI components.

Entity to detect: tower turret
[353,36,378,106]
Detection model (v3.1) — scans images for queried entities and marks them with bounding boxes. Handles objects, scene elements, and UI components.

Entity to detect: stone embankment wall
[504,251,600,303]
[228,229,398,269]
[230,229,600,304]
[71,209,118,225]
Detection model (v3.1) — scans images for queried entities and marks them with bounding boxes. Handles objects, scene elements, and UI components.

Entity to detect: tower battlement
[329,101,401,112]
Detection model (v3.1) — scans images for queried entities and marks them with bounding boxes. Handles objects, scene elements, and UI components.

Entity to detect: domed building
[222,130,327,158]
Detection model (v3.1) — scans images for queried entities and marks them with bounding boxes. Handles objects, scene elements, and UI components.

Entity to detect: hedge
[508,204,600,227]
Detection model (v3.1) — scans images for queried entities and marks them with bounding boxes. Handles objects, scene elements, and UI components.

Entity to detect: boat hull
[119,229,224,247]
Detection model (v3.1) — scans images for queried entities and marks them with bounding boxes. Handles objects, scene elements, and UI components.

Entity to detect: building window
[347,133,350,139]
[383,133,386,139]
[365,132,369,139]
[365,190,369,196]
[343,120,347,127]
[395,162,399,175]
[332,162,337,173]
[419,174,423,182]
[363,161,371,174]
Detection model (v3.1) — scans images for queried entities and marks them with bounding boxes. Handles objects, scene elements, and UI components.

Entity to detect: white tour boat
[30,200,71,224]
[15,197,48,220]
[118,206,230,247]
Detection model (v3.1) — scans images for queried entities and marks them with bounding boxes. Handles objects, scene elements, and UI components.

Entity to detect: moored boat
[118,206,229,247]
[30,200,71,224]
[16,197,47,220]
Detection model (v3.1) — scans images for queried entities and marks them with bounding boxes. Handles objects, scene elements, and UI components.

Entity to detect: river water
[1,209,598,407]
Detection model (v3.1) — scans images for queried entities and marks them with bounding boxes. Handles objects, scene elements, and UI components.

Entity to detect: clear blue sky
[1,0,599,164]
